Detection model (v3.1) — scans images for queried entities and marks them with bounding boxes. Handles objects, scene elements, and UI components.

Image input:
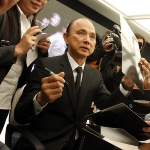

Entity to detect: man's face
[64,19,96,60]
[0,0,18,14]
[144,73,150,89]
[138,38,144,53]
[50,14,61,27]
[17,0,47,17]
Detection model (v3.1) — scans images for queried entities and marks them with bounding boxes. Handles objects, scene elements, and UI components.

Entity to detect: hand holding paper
[37,36,50,54]
[26,33,50,67]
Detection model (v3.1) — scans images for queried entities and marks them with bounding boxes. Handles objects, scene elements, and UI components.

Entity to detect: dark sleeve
[0,14,16,65]
[104,69,124,92]
[14,58,49,124]
[0,45,16,65]
[93,70,131,110]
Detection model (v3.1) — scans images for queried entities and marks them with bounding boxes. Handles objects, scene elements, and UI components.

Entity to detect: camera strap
[1,13,10,46]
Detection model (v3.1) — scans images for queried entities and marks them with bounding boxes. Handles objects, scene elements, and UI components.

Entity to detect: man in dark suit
[14,18,150,150]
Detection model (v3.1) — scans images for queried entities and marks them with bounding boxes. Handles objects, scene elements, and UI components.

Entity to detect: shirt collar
[67,52,85,71]
[16,4,34,21]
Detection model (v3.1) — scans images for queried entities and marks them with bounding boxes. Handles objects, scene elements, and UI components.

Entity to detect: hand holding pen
[36,68,67,105]
[45,68,69,85]
[30,23,50,52]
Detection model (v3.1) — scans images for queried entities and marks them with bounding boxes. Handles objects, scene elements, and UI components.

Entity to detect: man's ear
[63,32,69,44]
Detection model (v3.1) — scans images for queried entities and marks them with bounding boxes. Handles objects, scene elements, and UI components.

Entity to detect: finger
[25,26,41,34]
[38,41,50,47]
[29,28,42,36]
[43,72,65,84]
[141,58,150,68]
[37,45,49,51]
[138,143,150,150]
[38,39,50,46]
[143,127,150,133]
[47,92,63,103]
[146,121,150,125]
[39,37,49,42]
[141,65,149,77]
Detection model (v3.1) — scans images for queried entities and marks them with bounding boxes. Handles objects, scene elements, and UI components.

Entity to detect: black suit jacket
[0,5,47,87]
[15,53,131,150]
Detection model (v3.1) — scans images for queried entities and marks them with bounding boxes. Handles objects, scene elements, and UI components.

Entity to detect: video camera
[100,25,122,81]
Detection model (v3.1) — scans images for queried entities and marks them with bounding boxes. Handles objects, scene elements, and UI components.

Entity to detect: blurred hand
[123,58,150,89]
[142,121,150,133]
[122,76,135,88]
[15,26,41,56]
[138,121,150,150]
[102,38,114,53]
[36,72,65,106]
[37,37,50,54]
[138,143,150,150]
[140,58,150,78]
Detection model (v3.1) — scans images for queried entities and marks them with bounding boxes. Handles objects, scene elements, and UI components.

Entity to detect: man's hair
[66,19,76,34]
[66,18,93,34]
[134,32,146,53]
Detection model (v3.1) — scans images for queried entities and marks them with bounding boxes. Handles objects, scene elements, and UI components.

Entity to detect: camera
[100,25,122,81]
[102,24,122,66]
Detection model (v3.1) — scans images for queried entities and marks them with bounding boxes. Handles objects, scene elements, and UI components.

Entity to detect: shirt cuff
[119,83,130,97]
[33,93,48,115]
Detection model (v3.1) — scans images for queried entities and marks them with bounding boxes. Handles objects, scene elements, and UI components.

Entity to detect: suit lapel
[59,54,76,112]
[77,65,92,115]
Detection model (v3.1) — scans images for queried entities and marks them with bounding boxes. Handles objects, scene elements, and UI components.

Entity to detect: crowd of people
[0,0,150,150]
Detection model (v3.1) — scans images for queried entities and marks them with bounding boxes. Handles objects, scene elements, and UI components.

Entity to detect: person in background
[0,0,21,149]
[40,12,61,35]
[101,31,147,92]
[14,18,150,150]
[48,18,69,57]
[134,32,146,54]
[0,0,50,134]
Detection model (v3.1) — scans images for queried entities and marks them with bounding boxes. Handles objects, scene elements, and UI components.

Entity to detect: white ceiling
[79,0,150,43]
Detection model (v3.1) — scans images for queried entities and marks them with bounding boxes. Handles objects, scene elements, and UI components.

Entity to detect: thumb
[58,72,65,78]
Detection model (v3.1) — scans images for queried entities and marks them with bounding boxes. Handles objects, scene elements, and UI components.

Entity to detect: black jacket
[0,5,47,87]
[15,53,131,150]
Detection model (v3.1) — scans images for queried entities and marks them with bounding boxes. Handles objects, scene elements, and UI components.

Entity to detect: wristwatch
[121,80,133,91]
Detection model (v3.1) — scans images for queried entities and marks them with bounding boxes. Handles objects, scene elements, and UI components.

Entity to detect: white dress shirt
[0,5,33,109]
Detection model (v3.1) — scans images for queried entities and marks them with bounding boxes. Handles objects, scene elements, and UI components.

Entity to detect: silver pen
[45,68,69,85]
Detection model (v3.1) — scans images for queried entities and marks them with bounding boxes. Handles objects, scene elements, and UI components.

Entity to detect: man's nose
[83,35,90,44]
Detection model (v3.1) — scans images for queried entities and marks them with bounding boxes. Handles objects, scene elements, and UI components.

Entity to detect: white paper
[101,126,139,146]
[103,137,139,150]
[120,14,144,93]
[26,33,50,67]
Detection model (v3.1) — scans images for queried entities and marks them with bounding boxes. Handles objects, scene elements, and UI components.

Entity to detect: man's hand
[122,76,135,88]
[37,37,50,54]
[140,58,150,78]
[138,143,150,150]
[138,121,150,150]
[36,72,65,106]
[102,38,114,53]
[15,26,42,56]
[123,58,150,89]
[142,121,150,133]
